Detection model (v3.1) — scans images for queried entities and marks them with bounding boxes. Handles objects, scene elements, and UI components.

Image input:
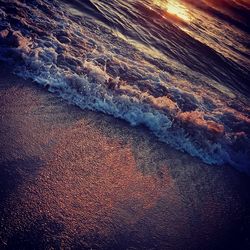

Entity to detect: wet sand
[0,65,250,250]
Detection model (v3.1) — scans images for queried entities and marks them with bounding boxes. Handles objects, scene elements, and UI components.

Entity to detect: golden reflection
[153,0,190,22]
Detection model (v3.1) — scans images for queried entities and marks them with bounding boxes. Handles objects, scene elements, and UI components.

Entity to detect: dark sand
[0,65,250,250]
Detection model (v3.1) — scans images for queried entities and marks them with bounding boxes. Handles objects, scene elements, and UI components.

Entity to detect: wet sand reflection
[1,69,250,249]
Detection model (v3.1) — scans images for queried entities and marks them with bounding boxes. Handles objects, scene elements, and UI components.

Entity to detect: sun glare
[153,0,190,22]
[167,0,190,21]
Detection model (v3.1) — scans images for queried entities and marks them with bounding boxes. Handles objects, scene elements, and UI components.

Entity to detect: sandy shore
[0,65,249,250]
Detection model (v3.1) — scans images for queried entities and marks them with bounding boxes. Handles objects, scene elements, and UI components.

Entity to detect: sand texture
[0,65,250,250]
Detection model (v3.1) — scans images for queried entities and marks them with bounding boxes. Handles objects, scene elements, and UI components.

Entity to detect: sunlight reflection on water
[153,0,191,22]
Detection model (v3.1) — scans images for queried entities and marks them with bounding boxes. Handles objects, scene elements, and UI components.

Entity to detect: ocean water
[0,0,250,174]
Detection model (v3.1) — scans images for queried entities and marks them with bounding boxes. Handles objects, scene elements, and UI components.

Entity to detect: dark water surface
[0,0,250,173]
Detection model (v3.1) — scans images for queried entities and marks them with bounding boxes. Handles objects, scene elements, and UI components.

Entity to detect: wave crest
[0,0,250,174]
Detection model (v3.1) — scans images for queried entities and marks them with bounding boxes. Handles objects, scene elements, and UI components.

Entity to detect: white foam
[1,0,249,174]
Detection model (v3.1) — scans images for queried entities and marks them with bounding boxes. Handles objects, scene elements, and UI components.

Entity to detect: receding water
[0,0,250,173]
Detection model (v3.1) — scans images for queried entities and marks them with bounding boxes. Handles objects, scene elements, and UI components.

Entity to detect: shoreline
[0,65,250,249]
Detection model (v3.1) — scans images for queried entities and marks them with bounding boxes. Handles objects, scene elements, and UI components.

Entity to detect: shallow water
[0,0,249,173]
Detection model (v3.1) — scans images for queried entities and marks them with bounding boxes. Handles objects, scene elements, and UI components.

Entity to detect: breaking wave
[0,0,250,174]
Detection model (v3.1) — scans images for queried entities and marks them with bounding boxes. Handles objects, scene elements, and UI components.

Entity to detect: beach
[0,65,250,249]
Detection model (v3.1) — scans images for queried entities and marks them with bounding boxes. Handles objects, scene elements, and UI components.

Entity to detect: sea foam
[0,0,250,174]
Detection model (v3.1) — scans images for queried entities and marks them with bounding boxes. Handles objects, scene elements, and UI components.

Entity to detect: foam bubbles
[0,0,250,174]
